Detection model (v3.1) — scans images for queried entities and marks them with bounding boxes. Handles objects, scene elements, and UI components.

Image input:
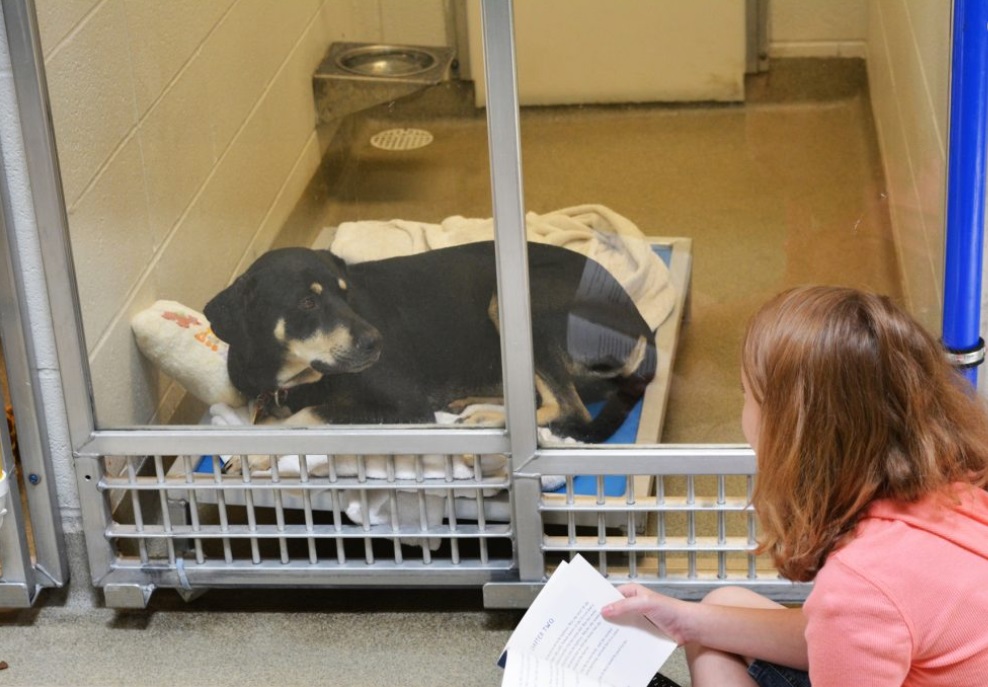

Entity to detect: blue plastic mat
[545,399,641,497]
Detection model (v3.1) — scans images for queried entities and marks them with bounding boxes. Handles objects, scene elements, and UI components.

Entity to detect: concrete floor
[2,532,689,685]
[0,59,899,686]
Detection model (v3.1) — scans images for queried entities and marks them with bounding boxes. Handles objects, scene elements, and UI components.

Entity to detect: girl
[604,286,988,686]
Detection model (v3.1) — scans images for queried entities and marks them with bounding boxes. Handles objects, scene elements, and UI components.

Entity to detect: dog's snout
[311,324,382,375]
[355,327,383,355]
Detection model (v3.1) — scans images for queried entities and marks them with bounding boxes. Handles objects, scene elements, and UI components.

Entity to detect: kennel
[0,162,69,607]
[0,0,828,609]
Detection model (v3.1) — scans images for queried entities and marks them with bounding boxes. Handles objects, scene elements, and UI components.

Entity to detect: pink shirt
[803,484,988,686]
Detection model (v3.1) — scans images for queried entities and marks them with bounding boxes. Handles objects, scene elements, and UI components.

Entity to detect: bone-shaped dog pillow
[131,300,246,408]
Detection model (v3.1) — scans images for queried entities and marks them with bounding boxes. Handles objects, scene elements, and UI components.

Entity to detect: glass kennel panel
[483,0,907,450]
[2,0,533,606]
[472,0,914,595]
[10,0,942,609]
[28,0,500,434]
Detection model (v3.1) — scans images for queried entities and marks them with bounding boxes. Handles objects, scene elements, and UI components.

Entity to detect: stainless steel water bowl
[313,42,456,123]
[336,45,437,78]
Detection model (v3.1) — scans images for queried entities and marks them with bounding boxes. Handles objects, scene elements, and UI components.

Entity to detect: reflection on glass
[526,242,660,444]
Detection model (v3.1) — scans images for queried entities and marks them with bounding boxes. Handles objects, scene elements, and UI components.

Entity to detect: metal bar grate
[85,450,805,606]
[94,452,515,586]
[539,470,787,594]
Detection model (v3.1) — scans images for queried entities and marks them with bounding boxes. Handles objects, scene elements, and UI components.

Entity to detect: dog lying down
[204,241,657,451]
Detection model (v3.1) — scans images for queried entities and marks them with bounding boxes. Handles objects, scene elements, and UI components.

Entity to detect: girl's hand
[601,584,695,645]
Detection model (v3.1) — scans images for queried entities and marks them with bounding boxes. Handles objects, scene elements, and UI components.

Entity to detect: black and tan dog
[204,241,656,448]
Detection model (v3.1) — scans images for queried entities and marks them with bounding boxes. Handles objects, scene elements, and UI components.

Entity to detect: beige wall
[770,0,869,57]
[466,0,748,106]
[332,0,449,46]
[35,0,448,426]
[865,0,951,333]
[464,0,874,105]
[38,0,331,426]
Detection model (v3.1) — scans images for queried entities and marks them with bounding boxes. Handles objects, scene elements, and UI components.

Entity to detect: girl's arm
[601,584,809,670]
[804,559,911,686]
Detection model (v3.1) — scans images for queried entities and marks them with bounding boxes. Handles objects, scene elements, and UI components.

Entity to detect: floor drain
[370,128,434,151]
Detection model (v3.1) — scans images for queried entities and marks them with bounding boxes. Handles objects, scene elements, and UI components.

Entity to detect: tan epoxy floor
[0,59,900,686]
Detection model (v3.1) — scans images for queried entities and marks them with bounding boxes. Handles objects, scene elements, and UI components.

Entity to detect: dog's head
[204,248,382,398]
[564,259,658,393]
[566,312,657,391]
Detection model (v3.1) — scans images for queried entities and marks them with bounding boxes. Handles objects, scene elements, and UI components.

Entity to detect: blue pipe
[943,0,988,387]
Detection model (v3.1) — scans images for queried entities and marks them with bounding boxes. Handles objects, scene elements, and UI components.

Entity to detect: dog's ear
[313,249,349,277]
[203,274,252,344]
[205,274,274,396]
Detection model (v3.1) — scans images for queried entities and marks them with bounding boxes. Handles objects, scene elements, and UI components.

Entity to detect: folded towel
[329,204,676,331]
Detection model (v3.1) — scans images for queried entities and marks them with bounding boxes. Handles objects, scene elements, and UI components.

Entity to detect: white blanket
[205,403,572,550]
[328,204,676,331]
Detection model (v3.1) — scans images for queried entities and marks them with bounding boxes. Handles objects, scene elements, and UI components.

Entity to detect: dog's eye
[299,295,318,310]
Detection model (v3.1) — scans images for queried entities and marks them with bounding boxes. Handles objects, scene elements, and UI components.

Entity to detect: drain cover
[370,128,434,151]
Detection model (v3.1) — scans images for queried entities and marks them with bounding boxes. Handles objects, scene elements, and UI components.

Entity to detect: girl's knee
[701,585,783,610]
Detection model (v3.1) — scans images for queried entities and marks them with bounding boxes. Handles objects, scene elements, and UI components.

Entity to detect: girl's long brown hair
[742,286,988,582]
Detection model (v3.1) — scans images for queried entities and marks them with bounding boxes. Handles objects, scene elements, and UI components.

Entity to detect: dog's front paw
[446,396,504,414]
[453,404,507,428]
[221,454,273,474]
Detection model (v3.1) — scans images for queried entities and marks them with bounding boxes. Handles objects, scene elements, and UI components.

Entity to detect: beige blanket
[327,204,675,331]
